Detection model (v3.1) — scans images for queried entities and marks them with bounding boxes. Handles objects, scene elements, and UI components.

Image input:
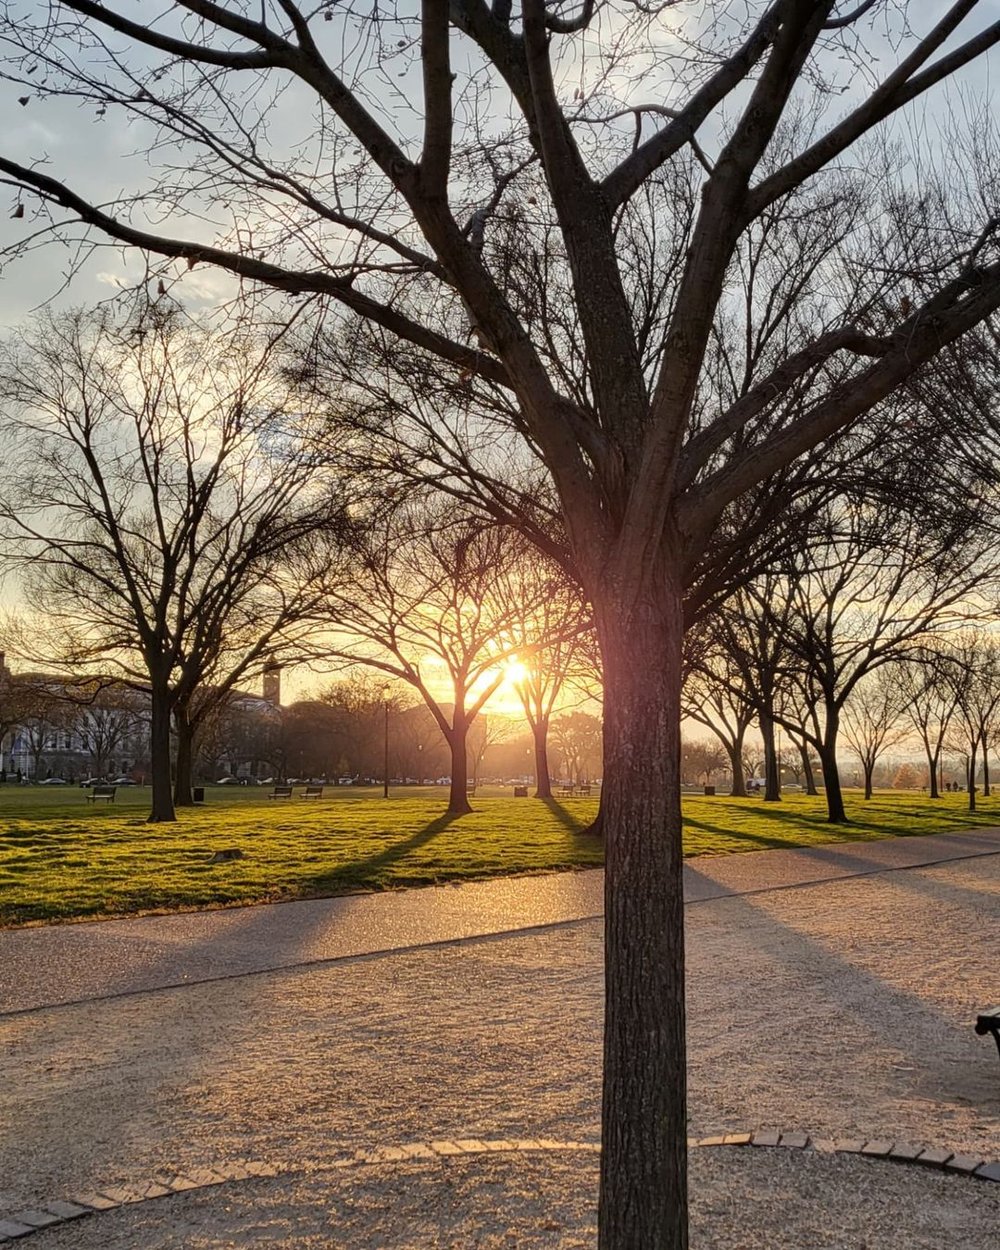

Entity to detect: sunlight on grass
[1,784,996,926]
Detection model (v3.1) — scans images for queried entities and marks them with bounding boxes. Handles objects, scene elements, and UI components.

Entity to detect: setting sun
[504,659,528,686]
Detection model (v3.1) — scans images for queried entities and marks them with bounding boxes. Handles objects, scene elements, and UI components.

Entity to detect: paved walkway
[2,828,998,1015]
[1,828,999,1246]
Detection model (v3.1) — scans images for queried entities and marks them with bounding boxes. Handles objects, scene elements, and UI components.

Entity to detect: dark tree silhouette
[3,4,1000,1242]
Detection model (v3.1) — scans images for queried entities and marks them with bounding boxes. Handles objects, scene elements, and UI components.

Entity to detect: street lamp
[382,684,390,799]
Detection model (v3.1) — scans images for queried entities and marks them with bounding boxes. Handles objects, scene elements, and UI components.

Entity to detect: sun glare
[504,659,528,686]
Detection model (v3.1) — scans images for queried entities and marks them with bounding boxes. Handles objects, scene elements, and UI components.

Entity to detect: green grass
[1,783,997,927]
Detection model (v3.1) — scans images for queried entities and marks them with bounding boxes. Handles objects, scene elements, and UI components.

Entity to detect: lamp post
[382,684,390,799]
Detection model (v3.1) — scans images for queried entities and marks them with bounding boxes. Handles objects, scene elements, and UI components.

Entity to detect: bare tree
[320,503,531,815]
[898,651,962,799]
[684,631,759,797]
[467,712,518,787]
[0,302,344,820]
[0,668,49,777]
[551,710,602,784]
[4,3,1000,1242]
[72,682,146,779]
[708,576,795,802]
[841,667,911,799]
[492,550,593,798]
[764,497,993,821]
[680,738,728,787]
[943,632,1000,810]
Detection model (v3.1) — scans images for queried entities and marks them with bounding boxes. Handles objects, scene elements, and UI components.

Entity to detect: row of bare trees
[200,676,602,788]
[0,302,601,813]
[686,487,1000,816]
[3,2,1000,1242]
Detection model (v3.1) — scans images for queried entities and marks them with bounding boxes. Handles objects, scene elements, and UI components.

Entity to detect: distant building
[262,663,281,706]
[0,660,281,781]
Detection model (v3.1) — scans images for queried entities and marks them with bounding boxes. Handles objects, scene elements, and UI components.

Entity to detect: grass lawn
[1,783,997,927]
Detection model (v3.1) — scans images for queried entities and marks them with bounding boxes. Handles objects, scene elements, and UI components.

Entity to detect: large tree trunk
[980,732,990,797]
[926,746,940,798]
[798,739,818,795]
[817,731,847,822]
[173,705,195,807]
[148,686,176,823]
[533,717,552,799]
[818,702,848,822]
[967,748,977,812]
[446,713,472,816]
[581,798,605,839]
[863,763,874,801]
[597,587,687,1250]
[726,731,746,797]
[759,710,780,802]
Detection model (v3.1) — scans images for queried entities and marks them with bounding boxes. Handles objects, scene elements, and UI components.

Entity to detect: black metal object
[192,786,205,803]
[974,1007,1000,1060]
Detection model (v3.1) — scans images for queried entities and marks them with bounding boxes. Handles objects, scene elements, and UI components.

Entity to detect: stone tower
[262,663,281,706]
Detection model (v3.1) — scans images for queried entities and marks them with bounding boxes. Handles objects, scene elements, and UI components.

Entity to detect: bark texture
[597,585,688,1250]
[148,687,176,823]
[173,707,195,807]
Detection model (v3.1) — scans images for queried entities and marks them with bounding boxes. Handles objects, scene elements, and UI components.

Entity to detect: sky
[0,1,998,714]
[1,2,997,328]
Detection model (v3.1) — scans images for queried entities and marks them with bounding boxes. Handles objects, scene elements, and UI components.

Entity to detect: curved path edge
[2,1129,998,1243]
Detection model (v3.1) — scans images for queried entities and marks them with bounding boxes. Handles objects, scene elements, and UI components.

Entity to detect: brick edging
[2,1131,998,1242]
[691,1129,1000,1181]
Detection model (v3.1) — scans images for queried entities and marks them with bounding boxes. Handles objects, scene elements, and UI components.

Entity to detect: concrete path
[2,827,998,1016]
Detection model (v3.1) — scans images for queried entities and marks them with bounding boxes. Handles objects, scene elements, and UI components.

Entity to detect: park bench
[577,783,592,796]
[974,1007,1000,1061]
[86,784,117,803]
[557,783,575,796]
[268,784,293,800]
[301,785,324,799]
[466,779,476,794]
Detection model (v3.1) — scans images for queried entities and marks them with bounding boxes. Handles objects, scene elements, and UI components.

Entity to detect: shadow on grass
[708,801,886,836]
[540,798,591,836]
[300,811,461,893]
[681,815,825,852]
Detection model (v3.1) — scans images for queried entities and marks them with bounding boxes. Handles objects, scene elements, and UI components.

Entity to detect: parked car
[216,776,240,785]
[111,775,138,786]
[79,777,106,788]
[39,776,68,785]
[337,776,355,785]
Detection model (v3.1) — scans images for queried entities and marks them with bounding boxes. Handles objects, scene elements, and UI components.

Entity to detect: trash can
[193,787,205,803]
[513,785,528,797]
[703,785,715,796]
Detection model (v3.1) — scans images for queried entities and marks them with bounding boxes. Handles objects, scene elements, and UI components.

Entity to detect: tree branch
[680,259,1000,544]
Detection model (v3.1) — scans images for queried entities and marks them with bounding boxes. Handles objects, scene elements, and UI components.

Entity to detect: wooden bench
[975,1007,1000,1060]
[557,784,575,796]
[301,785,324,799]
[577,783,591,796]
[86,784,117,803]
[268,784,293,799]
[466,779,476,794]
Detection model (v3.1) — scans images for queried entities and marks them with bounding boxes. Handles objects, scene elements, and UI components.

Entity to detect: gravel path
[13,1150,1000,1249]
[2,835,999,1246]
